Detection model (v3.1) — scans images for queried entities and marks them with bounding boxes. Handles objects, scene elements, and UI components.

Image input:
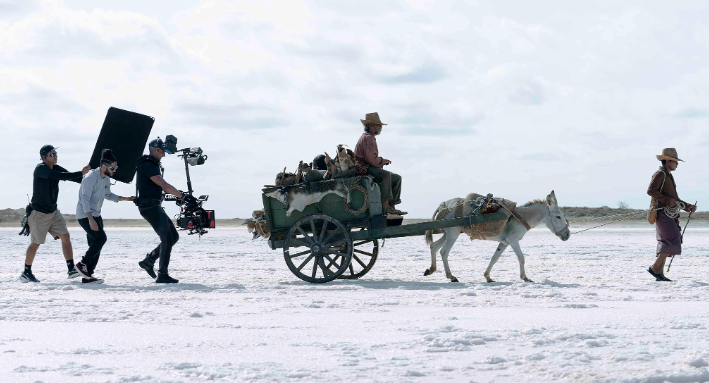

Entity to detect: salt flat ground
[1,226,709,383]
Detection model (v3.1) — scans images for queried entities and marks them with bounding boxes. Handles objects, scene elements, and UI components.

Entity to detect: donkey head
[544,190,570,241]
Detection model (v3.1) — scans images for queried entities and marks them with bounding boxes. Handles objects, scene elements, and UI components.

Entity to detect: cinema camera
[163,135,216,236]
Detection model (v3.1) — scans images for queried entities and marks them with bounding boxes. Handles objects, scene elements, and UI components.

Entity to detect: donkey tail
[425,204,443,245]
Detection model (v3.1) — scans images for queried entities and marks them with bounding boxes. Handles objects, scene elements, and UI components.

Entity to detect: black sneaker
[155,274,179,284]
[19,271,40,283]
[67,267,81,279]
[139,260,157,278]
[75,262,91,278]
[82,277,104,284]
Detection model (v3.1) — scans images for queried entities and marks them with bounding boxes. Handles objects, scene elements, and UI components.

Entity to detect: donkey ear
[547,190,557,205]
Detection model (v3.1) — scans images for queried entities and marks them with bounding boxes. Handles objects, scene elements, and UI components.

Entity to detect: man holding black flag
[74,149,135,284]
[20,145,90,283]
[135,138,196,284]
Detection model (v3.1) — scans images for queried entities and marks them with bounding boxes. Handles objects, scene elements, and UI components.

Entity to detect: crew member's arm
[78,175,99,231]
[363,135,387,168]
[104,184,133,202]
[647,172,674,206]
[149,175,183,198]
[44,165,90,183]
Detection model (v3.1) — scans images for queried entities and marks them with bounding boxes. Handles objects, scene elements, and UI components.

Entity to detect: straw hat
[656,148,683,162]
[360,112,387,126]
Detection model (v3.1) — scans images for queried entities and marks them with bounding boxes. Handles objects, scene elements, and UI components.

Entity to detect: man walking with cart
[74,149,135,284]
[134,138,196,283]
[20,145,90,283]
[646,148,696,281]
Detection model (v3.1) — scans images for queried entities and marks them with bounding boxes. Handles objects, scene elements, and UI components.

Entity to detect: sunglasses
[107,165,118,171]
[47,153,57,158]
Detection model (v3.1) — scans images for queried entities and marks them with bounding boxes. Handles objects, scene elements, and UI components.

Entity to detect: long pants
[139,206,179,275]
[77,216,106,275]
[367,166,402,204]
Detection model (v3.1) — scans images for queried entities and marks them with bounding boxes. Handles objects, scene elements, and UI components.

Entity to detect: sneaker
[82,277,104,284]
[67,267,81,279]
[19,271,40,283]
[139,260,157,278]
[75,262,91,278]
[155,274,179,284]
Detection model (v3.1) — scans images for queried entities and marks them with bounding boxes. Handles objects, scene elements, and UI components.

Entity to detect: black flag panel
[89,107,154,184]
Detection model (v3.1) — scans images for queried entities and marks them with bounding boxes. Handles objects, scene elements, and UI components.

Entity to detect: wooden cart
[262,176,508,283]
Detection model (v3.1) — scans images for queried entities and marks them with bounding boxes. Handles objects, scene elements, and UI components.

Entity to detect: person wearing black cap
[134,138,191,283]
[20,145,90,283]
[74,149,135,284]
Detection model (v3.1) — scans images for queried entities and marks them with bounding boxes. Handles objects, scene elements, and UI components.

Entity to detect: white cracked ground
[1,226,709,383]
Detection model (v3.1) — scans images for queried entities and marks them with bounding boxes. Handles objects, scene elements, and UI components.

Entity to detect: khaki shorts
[28,210,69,244]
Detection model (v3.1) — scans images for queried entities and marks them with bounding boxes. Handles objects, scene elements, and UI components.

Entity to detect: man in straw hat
[354,112,407,215]
[646,148,696,281]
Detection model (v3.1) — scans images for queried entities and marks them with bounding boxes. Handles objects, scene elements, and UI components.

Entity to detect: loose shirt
[647,166,686,208]
[354,133,385,168]
[76,168,119,218]
[31,163,82,214]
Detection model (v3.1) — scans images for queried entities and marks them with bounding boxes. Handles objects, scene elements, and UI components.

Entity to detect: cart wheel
[283,214,353,283]
[338,238,379,280]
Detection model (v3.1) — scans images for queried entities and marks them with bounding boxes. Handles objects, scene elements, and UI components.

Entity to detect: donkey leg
[440,231,461,282]
[425,234,446,276]
[484,243,508,283]
[509,241,532,282]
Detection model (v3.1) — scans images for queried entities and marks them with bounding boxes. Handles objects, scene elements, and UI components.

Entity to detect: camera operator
[20,145,90,283]
[135,138,195,284]
[74,149,135,284]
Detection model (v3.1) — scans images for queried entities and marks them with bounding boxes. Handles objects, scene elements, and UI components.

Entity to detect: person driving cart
[354,112,407,215]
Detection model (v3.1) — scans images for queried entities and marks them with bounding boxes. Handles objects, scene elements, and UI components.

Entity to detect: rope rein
[570,203,684,235]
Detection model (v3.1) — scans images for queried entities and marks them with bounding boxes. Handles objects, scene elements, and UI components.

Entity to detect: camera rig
[163,135,215,236]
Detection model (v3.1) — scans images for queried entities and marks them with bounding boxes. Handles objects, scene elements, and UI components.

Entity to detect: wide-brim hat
[656,148,683,162]
[360,112,387,126]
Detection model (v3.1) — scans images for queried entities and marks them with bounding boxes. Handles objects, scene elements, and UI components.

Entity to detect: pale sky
[1,0,707,219]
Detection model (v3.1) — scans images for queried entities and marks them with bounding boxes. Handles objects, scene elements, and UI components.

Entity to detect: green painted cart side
[261,176,509,284]
[262,176,381,235]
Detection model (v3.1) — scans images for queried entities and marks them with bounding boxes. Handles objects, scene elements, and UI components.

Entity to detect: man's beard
[374,130,381,136]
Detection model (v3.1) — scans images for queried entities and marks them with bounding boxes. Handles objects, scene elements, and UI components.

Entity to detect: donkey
[423,191,570,283]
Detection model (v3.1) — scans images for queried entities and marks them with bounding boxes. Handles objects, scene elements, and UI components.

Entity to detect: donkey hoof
[424,269,431,276]
[450,277,459,283]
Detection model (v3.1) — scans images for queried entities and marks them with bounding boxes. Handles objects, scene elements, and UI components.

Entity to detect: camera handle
[178,148,194,195]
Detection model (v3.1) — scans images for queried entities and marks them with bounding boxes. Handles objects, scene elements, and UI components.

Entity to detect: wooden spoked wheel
[283,214,353,284]
[338,238,379,280]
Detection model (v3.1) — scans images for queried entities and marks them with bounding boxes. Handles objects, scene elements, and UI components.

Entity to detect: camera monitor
[89,107,154,184]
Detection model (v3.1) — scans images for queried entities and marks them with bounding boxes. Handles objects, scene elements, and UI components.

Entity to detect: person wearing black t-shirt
[135,138,191,284]
[20,145,90,283]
